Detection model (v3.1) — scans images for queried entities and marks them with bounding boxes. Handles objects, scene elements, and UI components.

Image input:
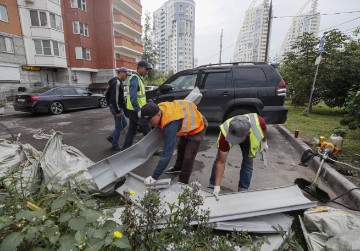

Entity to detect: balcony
[114,34,143,55]
[116,55,137,70]
[113,11,142,35]
[112,0,141,19]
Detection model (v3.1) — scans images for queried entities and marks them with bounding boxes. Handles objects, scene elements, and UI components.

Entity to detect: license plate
[17,98,25,102]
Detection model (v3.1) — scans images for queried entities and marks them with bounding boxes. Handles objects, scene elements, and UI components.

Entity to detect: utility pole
[264,0,272,62]
[219,29,223,64]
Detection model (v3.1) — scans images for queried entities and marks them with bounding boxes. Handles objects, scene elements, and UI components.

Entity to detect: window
[0,36,14,53]
[72,21,88,36]
[49,13,63,31]
[201,72,230,89]
[0,5,8,22]
[75,46,91,60]
[30,10,48,27]
[70,0,86,11]
[233,68,266,87]
[34,40,65,56]
[169,74,197,91]
[60,87,77,95]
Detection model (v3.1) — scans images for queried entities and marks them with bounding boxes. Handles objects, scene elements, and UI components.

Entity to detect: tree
[141,11,159,80]
[279,29,360,111]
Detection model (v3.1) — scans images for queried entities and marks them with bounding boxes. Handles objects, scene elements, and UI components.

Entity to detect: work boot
[165,166,181,174]
[106,136,113,144]
[112,146,122,151]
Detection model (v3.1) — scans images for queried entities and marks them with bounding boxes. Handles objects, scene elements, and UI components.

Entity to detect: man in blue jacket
[122,61,152,150]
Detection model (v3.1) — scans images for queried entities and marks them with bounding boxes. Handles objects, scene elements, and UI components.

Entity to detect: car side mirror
[159,84,172,93]
[87,92,92,96]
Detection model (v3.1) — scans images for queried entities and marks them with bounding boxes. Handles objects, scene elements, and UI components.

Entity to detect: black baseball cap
[138,102,160,125]
[137,60,152,69]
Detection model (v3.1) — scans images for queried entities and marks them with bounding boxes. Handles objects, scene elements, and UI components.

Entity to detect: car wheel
[225,108,252,121]
[49,101,64,115]
[99,98,107,108]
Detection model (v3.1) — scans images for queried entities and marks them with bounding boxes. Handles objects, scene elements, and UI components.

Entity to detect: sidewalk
[274,125,360,210]
[0,103,20,117]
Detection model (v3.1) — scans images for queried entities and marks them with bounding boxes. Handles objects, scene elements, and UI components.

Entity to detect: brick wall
[62,0,114,70]
[0,0,22,36]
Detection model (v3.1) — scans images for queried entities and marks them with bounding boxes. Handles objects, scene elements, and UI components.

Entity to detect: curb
[274,124,360,210]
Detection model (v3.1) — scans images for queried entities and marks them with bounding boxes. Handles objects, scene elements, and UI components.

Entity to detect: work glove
[260,141,268,153]
[213,186,221,201]
[137,110,141,119]
[144,176,156,186]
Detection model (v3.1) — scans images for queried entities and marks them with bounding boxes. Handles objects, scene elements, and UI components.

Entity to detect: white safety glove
[137,110,141,118]
[213,186,221,201]
[260,141,268,153]
[144,176,156,185]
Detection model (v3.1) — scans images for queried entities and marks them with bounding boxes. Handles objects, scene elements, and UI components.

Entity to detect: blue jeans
[122,110,151,150]
[209,139,253,191]
[109,104,127,148]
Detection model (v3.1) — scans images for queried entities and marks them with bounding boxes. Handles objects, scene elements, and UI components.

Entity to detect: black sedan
[13,86,107,115]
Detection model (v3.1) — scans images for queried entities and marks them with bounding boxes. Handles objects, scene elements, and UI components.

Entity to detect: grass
[283,101,360,167]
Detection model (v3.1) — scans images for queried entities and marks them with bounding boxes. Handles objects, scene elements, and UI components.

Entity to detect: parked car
[13,86,107,115]
[146,62,287,126]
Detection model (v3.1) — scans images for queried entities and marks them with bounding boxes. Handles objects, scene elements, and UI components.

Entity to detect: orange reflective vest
[159,100,205,136]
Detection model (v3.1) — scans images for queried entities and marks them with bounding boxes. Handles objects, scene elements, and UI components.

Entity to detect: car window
[60,87,77,95]
[233,68,266,87]
[201,72,231,89]
[75,88,89,95]
[168,74,197,91]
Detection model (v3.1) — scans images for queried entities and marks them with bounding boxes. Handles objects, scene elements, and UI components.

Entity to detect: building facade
[279,0,320,59]
[233,0,270,62]
[0,0,143,93]
[0,0,27,92]
[153,0,195,73]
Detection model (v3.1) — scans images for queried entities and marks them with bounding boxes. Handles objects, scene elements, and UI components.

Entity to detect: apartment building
[153,0,195,73]
[279,0,320,59]
[63,0,143,90]
[233,0,270,62]
[0,0,26,92]
[0,0,143,92]
[17,0,68,88]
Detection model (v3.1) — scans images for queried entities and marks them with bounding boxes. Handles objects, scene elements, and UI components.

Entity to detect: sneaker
[207,182,215,189]
[112,146,122,151]
[106,136,113,144]
[165,166,181,174]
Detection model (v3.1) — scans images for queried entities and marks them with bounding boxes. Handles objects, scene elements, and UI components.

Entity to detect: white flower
[166,243,175,251]
[16,205,21,209]
[234,245,241,251]
[181,229,187,235]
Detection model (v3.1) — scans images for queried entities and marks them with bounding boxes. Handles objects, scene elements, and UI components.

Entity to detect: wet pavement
[0,106,332,197]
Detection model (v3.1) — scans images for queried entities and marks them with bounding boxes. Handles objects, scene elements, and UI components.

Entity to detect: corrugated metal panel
[215,213,294,233]
[88,127,163,190]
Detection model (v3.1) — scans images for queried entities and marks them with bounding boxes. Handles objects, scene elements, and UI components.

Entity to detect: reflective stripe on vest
[218,113,264,157]
[159,100,204,136]
[126,74,146,110]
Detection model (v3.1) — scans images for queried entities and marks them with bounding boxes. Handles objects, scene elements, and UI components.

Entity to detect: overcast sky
[141,0,360,65]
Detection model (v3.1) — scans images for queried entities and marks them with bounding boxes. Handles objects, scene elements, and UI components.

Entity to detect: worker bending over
[138,100,207,185]
[208,114,267,199]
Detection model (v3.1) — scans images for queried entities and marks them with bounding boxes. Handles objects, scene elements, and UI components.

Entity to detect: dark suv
[146,62,287,126]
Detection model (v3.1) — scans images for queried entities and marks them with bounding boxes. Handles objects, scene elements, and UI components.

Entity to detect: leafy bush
[121,182,268,251]
[0,100,6,108]
[0,173,130,251]
[341,91,360,130]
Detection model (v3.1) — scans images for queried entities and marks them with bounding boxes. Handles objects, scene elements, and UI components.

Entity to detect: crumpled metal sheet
[0,139,41,195]
[88,87,203,191]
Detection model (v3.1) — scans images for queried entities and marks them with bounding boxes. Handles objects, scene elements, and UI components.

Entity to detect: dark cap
[116,67,128,73]
[137,60,152,69]
[138,102,160,125]
[224,116,251,144]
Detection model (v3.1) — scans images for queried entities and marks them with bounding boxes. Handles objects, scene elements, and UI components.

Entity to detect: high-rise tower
[153,0,195,73]
[279,0,320,58]
[233,0,270,62]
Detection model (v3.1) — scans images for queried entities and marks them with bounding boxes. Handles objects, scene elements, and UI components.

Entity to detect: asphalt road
[0,107,336,198]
